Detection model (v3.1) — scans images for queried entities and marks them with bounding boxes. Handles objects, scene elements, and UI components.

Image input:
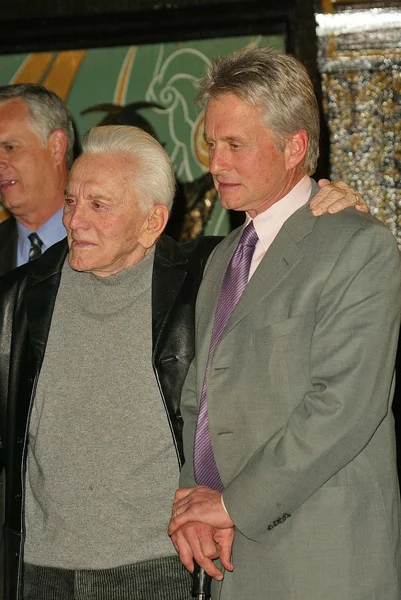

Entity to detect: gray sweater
[24,250,179,569]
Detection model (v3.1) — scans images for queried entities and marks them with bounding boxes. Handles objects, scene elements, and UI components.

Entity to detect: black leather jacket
[0,216,17,276]
[0,233,221,600]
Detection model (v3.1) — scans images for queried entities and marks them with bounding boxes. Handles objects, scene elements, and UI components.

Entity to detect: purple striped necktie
[193,221,259,491]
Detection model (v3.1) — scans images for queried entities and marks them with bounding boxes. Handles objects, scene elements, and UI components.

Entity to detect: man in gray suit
[169,47,401,599]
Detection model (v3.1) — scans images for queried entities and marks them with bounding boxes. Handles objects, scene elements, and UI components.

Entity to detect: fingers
[171,487,197,521]
[310,181,368,216]
[170,530,195,573]
[169,511,191,536]
[173,487,194,502]
[355,200,370,213]
[313,197,349,215]
[172,486,205,518]
[171,523,224,580]
[214,528,235,572]
[169,486,233,536]
[218,546,233,573]
[317,178,330,187]
[309,183,347,215]
[196,556,224,580]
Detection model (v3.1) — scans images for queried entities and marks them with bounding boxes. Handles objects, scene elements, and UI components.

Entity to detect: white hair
[0,83,75,168]
[81,125,176,213]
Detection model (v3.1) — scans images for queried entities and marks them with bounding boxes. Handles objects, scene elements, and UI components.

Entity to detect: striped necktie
[193,221,259,491]
[28,232,43,262]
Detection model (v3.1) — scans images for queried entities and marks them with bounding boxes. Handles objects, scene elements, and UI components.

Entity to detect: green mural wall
[0,34,285,236]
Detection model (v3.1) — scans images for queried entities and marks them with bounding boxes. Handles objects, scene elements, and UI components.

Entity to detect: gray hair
[195,46,320,175]
[81,125,176,213]
[0,83,75,168]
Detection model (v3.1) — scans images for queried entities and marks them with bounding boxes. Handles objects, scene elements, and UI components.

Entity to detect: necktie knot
[239,221,258,248]
[28,232,43,262]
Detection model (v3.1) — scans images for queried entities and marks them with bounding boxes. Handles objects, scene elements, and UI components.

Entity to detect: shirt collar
[16,207,66,251]
[245,176,312,252]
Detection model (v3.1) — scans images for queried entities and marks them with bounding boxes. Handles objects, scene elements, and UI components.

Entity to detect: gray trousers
[23,556,192,600]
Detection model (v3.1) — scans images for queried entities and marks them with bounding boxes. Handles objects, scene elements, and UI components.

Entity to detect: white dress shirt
[247,176,312,280]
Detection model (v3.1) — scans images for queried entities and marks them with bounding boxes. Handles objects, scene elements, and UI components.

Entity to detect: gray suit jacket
[180,186,401,599]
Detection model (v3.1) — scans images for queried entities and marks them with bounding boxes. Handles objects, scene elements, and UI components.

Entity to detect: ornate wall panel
[317,8,401,243]
[0,34,285,238]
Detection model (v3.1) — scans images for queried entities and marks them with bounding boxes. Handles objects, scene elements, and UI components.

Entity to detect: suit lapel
[197,228,242,337]
[220,188,319,341]
[221,228,304,339]
[25,241,68,370]
[195,228,242,386]
[152,237,187,356]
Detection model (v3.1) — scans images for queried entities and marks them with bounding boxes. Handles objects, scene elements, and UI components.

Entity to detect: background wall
[0,34,285,237]
[317,5,401,244]
[0,0,324,239]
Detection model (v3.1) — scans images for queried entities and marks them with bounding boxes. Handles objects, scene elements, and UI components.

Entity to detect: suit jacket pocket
[254,311,315,338]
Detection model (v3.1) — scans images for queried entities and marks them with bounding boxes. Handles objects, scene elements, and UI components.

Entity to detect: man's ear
[284,130,308,171]
[48,129,68,166]
[140,204,170,249]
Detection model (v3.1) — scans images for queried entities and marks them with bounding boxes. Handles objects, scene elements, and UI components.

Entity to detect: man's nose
[0,152,9,170]
[67,203,89,229]
[209,147,230,175]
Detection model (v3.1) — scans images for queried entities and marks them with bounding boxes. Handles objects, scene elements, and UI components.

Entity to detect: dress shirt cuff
[221,493,230,516]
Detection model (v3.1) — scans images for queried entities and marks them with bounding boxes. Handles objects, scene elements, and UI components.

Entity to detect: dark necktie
[193,221,259,491]
[28,232,43,262]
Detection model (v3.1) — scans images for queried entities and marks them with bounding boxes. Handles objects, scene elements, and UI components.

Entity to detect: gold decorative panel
[317,8,401,244]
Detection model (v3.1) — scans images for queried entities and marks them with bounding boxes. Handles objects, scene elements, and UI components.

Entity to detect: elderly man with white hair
[0,125,222,600]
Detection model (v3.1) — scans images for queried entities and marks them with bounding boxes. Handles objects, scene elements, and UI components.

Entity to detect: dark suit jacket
[0,217,17,277]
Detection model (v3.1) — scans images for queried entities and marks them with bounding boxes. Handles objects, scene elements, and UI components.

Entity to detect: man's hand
[170,522,235,580]
[169,486,234,536]
[310,180,369,216]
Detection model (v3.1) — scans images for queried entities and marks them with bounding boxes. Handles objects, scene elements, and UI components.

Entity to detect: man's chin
[68,254,91,273]
[219,194,244,212]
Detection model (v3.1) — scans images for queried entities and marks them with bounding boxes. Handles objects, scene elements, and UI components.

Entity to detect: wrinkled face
[0,98,56,215]
[63,153,150,277]
[204,93,295,217]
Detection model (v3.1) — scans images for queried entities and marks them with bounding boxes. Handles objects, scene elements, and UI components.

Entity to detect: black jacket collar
[0,216,17,277]
[24,235,190,369]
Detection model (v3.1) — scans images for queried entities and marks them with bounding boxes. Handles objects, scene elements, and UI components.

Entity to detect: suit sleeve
[179,358,198,487]
[222,223,401,542]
